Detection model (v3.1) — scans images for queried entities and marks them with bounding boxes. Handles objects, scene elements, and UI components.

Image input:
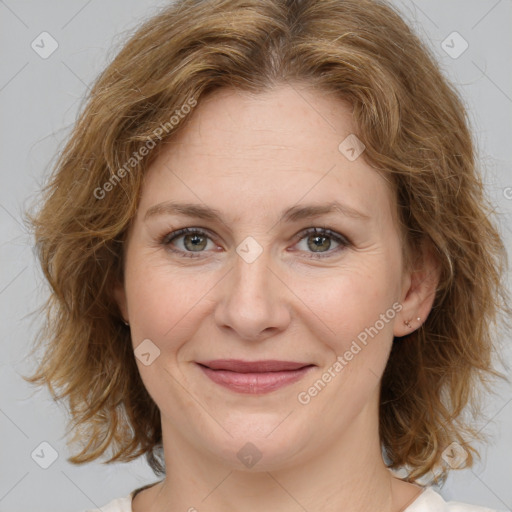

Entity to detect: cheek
[125,252,215,335]
[297,262,401,400]
[299,268,399,413]
[124,261,210,406]
[297,258,399,343]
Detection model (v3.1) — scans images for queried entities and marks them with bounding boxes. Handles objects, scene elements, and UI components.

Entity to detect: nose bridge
[233,243,271,301]
[214,238,290,339]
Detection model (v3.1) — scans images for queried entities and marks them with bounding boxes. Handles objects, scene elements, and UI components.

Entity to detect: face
[115,84,425,471]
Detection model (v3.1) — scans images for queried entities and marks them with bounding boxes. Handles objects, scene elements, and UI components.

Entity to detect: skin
[114,83,440,512]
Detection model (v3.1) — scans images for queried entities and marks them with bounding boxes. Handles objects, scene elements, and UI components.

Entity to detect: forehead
[137,84,396,226]
[171,84,357,156]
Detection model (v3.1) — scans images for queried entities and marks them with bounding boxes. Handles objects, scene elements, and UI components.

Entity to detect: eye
[292,227,349,258]
[160,226,350,259]
[160,228,217,258]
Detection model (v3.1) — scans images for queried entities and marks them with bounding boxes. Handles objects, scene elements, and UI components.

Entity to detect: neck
[135,396,421,512]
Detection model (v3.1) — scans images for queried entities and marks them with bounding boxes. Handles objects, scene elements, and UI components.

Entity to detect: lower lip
[198,365,313,394]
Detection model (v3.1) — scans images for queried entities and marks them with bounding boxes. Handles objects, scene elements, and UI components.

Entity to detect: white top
[84,486,506,512]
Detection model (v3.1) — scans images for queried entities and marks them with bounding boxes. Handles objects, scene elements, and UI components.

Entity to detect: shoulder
[405,487,507,512]
[80,495,132,512]
[79,480,161,512]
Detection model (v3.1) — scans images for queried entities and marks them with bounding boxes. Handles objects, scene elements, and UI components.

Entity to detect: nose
[214,245,291,342]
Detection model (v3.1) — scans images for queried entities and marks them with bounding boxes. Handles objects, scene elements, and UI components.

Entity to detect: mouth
[196,359,315,394]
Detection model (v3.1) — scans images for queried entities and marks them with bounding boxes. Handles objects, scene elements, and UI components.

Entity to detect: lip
[196,359,315,394]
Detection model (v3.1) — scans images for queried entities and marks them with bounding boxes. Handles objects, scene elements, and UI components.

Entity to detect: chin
[192,412,316,472]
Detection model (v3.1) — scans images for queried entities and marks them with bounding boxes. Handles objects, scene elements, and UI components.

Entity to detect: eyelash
[159,227,350,259]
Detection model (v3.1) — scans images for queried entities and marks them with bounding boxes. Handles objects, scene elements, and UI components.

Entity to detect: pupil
[185,234,206,251]
[309,235,330,252]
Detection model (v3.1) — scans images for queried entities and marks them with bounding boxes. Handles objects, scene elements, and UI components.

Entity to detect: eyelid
[160,227,218,245]
[289,226,350,258]
[293,226,350,245]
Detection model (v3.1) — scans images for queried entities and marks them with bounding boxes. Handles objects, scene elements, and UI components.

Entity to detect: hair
[24,0,510,482]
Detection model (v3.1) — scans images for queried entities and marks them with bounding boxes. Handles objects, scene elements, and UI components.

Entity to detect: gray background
[1,1,511,511]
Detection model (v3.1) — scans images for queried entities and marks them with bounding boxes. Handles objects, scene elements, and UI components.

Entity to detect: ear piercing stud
[404,317,421,329]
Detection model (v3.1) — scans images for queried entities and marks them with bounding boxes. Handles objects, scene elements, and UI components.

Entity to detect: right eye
[160,228,218,258]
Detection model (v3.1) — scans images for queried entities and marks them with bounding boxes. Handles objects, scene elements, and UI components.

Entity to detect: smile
[196,359,315,394]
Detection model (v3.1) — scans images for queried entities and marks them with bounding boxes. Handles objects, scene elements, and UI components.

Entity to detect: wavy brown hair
[24,0,510,482]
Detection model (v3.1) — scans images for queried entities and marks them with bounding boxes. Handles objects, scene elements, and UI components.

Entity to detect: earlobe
[393,242,441,338]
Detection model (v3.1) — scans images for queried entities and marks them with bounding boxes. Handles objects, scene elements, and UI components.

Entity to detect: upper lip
[197,359,313,373]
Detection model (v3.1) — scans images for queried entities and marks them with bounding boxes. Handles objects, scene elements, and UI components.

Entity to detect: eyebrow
[144,200,371,223]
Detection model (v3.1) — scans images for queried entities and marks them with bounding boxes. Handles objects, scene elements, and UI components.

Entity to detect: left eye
[293,227,349,257]
[161,227,349,258]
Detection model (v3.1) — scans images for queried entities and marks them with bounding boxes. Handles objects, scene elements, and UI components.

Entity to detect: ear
[393,240,441,338]
[113,279,129,324]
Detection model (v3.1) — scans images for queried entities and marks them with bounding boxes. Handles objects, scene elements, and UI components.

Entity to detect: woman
[25,0,510,511]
